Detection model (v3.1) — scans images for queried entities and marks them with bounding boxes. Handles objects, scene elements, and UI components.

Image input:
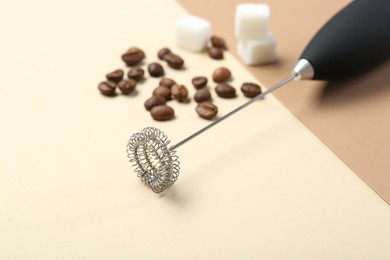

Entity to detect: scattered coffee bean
[215,83,236,98]
[158,47,172,60]
[208,47,224,60]
[98,81,117,96]
[106,69,124,83]
[144,95,166,111]
[153,86,171,100]
[159,77,176,89]
[194,88,211,103]
[121,47,145,66]
[164,53,184,69]
[196,102,218,120]
[241,82,262,98]
[118,79,136,94]
[150,105,175,121]
[148,62,165,77]
[212,67,231,83]
[127,67,144,81]
[171,84,189,102]
[100,44,261,122]
[210,35,227,49]
[192,76,208,89]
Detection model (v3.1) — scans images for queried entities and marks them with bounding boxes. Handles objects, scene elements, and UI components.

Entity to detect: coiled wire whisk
[126,127,180,193]
[126,75,295,193]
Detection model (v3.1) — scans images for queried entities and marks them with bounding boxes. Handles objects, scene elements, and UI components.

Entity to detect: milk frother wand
[127,0,390,193]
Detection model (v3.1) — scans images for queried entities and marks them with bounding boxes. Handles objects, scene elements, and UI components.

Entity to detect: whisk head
[126,127,180,193]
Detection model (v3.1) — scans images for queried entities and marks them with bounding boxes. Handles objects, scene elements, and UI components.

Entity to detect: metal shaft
[170,74,296,151]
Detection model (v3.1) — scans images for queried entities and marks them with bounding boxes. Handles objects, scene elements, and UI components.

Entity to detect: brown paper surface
[1,0,390,259]
[177,0,390,204]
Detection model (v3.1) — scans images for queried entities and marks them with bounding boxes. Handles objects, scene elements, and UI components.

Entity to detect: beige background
[1,0,390,259]
[178,0,390,204]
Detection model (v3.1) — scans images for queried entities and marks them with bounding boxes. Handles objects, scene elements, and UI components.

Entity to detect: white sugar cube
[235,3,270,41]
[237,33,277,65]
[174,15,211,52]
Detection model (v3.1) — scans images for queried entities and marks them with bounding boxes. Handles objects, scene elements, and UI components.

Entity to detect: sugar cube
[235,3,270,41]
[237,33,277,65]
[174,15,211,52]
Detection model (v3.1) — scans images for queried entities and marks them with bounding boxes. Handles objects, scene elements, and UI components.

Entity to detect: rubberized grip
[300,0,390,80]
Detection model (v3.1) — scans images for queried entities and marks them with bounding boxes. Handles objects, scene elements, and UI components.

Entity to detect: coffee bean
[150,105,175,121]
[118,79,136,94]
[121,47,145,66]
[194,88,211,103]
[164,53,184,69]
[127,67,144,81]
[106,69,124,83]
[210,35,227,49]
[196,102,218,120]
[98,81,117,96]
[215,83,236,98]
[208,47,224,60]
[144,95,166,111]
[241,82,262,98]
[159,77,176,89]
[171,84,188,102]
[148,62,164,77]
[158,47,172,60]
[153,86,171,100]
[212,67,231,83]
[191,76,208,89]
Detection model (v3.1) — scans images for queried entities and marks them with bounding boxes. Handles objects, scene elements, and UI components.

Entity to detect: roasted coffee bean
[215,83,236,98]
[194,88,211,103]
[196,102,218,120]
[148,62,164,77]
[171,84,188,102]
[144,95,166,111]
[212,67,231,83]
[106,69,124,83]
[164,53,184,69]
[98,81,117,96]
[191,76,208,89]
[127,67,144,81]
[241,82,262,98]
[158,47,172,60]
[118,79,136,94]
[159,77,176,89]
[121,47,145,66]
[150,105,175,121]
[153,86,171,100]
[210,35,227,49]
[208,47,224,60]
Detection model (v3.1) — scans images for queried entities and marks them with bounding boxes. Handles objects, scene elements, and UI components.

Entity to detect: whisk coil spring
[126,127,180,193]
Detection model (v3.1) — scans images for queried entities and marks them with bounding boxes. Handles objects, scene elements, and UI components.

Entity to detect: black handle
[300,0,390,80]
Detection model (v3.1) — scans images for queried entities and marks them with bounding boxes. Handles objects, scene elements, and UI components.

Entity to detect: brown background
[178,0,390,204]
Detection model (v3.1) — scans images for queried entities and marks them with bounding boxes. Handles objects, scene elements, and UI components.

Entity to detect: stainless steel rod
[170,74,295,151]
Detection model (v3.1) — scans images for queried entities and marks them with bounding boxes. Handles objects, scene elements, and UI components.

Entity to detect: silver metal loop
[127,127,180,193]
